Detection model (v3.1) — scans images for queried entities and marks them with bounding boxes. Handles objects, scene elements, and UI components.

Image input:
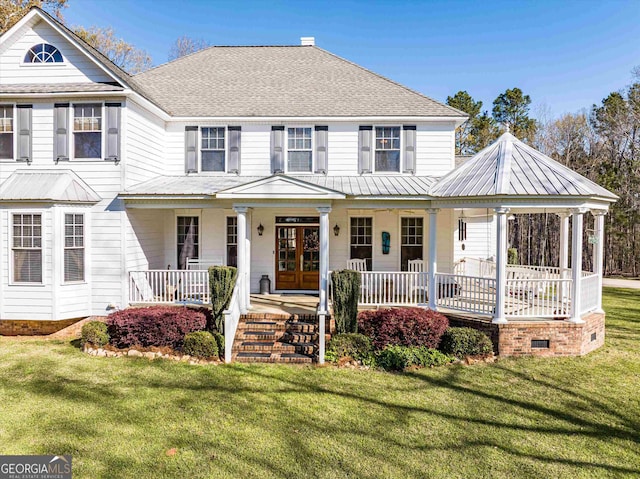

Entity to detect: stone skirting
[445,311,605,357]
[0,317,86,336]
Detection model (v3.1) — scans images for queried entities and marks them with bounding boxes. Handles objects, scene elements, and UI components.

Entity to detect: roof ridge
[312,46,467,118]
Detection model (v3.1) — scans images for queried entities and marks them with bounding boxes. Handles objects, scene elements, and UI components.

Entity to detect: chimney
[300,37,315,46]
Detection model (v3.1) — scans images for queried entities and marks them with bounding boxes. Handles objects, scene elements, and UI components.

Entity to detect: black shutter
[185,126,198,173]
[358,125,372,174]
[228,126,241,174]
[105,102,121,162]
[314,125,328,174]
[271,126,285,174]
[403,125,416,174]
[16,105,32,163]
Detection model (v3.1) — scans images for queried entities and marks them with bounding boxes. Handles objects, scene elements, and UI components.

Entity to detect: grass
[1,288,639,479]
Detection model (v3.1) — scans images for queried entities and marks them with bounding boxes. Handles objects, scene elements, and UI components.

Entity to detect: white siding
[125,100,166,187]
[126,209,168,272]
[415,123,456,177]
[326,123,359,175]
[0,20,113,85]
[453,209,496,263]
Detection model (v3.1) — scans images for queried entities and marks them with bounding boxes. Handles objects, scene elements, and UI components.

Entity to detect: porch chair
[407,259,428,304]
[346,258,368,300]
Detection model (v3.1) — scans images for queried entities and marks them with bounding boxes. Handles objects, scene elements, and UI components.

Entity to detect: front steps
[232,313,321,363]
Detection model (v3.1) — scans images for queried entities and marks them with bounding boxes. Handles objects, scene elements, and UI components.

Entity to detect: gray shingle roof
[0,83,124,94]
[0,170,101,203]
[431,133,618,200]
[122,174,438,197]
[133,46,467,118]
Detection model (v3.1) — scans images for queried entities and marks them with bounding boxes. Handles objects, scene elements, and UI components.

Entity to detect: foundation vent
[591,332,597,342]
[531,339,550,349]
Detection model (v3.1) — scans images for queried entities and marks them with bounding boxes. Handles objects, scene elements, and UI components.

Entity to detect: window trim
[226,216,238,267]
[176,214,200,270]
[9,210,45,286]
[0,103,16,162]
[63,212,86,284]
[21,43,65,65]
[373,125,402,174]
[349,215,374,270]
[71,102,105,161]
[285,125,314,174]
[200,126,227,173]
[399,216,425,271]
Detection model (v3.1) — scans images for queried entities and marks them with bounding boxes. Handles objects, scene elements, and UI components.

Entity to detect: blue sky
[63,0,640,118]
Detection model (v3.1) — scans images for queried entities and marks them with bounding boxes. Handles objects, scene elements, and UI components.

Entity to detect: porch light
[508,214,515,221]
[333,224,340,236]
[257,223,264,236]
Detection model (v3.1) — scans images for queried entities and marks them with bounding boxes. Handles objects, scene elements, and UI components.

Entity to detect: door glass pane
[303,227,320,271]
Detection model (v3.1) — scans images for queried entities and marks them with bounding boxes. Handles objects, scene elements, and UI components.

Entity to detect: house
[0,8,617,362]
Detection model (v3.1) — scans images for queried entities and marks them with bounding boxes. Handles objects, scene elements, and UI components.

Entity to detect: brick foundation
[444,311,605,357]
[0,317,86,336]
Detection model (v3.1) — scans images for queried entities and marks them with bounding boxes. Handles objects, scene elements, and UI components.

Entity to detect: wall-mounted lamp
[257,223,264,236]
[507,214,516,221]
[333,224,340,236]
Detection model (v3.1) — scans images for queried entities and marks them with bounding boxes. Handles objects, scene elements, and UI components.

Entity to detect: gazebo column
[592,210,607,313]
[426,208,439,310]
[557,212,570,302]
[493,207,510,324]
[234,206,248,313]
[570,208,587,323]
[317,206,331,365]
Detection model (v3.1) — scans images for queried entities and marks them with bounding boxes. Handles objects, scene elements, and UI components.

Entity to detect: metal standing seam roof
[121,174,439,198]
[430,132,618,200]
[132,46,468,118]
[0,170,101,202]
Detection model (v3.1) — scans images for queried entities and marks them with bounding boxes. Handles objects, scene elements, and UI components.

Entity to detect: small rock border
[83,344,221,365]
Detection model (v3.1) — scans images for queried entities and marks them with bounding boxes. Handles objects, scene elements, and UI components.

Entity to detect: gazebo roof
[430,133,617,201]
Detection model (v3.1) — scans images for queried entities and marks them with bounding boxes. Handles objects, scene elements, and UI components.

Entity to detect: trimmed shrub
[210,266,238,332]
[81,321,109,347]
[107,306,207,349]
[376,345,454,371]
[332,270,361,333]
[213,332,225,358]
[358,307,449,350]
[326,333,373,363]
[183,331,218,358]
[439,327,493,358]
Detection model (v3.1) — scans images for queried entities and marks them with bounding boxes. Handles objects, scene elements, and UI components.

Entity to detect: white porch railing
[359,271,428,306]
[223,277,242,363]
[580,273,600,314]
[129,270,210,304]
[435,273,496,315]
[505,278,572,319]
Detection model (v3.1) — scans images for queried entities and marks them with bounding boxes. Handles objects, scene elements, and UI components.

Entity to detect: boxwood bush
[183,331,218,358]
[107,306,207,349]
[325,333,373,363]
[439,327,493,358]
[213,332,225,357]
[358,307,449,350]
[376,345,454,371]
[332,270,361,333]
[81,321,109,347]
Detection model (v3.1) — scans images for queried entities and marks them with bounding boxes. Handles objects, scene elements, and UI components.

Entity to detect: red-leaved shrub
[107,306,207,349]
[357,307,449,350]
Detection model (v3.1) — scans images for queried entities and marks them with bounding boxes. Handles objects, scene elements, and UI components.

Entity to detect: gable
[216,175,345,199]
[0,18,115,85]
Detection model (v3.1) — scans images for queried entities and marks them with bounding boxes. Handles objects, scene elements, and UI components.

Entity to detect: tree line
[447,81,640,276]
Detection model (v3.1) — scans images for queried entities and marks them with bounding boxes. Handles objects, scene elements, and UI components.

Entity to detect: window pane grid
[13,214,42,283]
[350,217,372,269]
[287,127,312,172]
[64,213,84,282]
[401,217,423,271]
[177,216,199,269]
[74,105,102,132]
[24,43,63,63]
[375,126,400,172]
[0,106,13,132]
[226,217,237,268]
[201,127,225,172]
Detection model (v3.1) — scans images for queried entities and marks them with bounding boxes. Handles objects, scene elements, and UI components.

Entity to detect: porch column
[570,208,587,323]
[245,209,252,310]
[426,208,439,310]
[317,206,331,365]
[234,206,248,313]
[557,211,570,302]
[493,207,510,324]
[592,210,607,313]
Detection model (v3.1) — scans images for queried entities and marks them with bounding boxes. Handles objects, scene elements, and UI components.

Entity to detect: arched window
[24,44,63,63]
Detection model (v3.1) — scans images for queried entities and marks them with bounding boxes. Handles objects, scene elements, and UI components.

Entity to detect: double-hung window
[177,216,199,269]
[0,105,13,160]
[226,217,237,267]
[375,126,400,172]
[287,127,312,172]
[201,127,225,172]
[350,217,373,270]
[401,217,423,271]
[73,104,102,159]
[64,214,85,282]
[12,213,42,283]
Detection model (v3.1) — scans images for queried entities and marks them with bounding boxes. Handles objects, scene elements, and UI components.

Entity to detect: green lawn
[1,288,639,479]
